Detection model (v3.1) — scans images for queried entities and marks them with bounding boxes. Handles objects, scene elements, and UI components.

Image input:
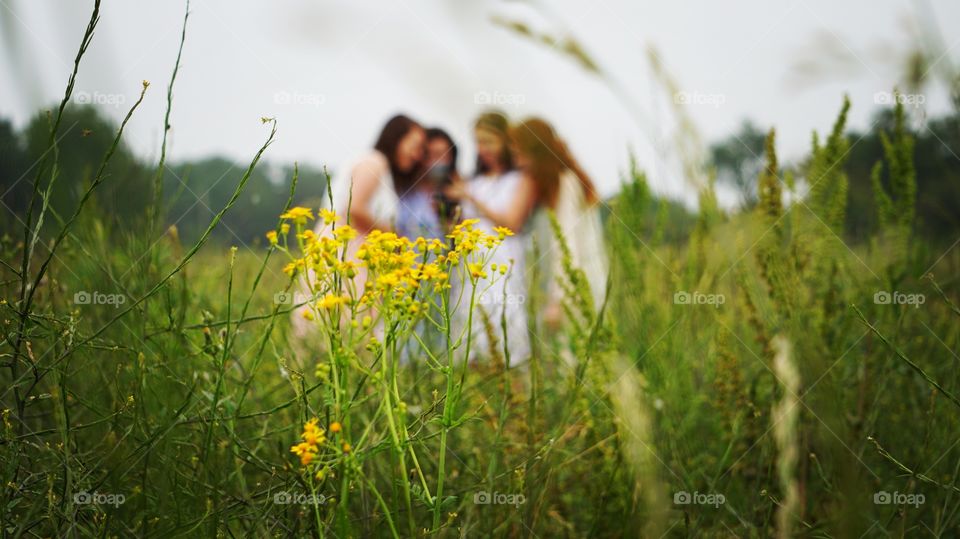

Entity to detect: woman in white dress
[445,112,536,364]
[292,115,425,336]
[510,118,608,329]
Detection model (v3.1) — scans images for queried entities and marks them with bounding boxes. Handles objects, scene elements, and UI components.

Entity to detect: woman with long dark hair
[331,114,425,234]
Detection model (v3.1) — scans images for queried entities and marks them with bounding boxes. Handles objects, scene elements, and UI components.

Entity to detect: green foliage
[1,108,329,244]
[843,106,957,244]
[756,128,783,225]
[709,119,768,207]
[807,96,852,233]
[871,91,917,233]
[18,106,151,228]
[162,157,329,244]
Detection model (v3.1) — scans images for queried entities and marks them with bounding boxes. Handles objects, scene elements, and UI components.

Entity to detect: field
[3,3,960,538]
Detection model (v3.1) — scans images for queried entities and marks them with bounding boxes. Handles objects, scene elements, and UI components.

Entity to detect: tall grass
[3,2,960,537]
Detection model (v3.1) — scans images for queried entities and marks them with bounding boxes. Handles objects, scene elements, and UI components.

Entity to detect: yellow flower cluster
[290,419,325,466]
[290,419,347,470]
[276,210,512,473]
[269,208,509,320]
[355,230,450,311]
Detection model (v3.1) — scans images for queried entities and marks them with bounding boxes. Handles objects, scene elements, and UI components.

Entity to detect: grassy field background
[2,3,960,538]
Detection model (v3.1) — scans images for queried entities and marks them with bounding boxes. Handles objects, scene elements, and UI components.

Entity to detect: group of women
[322,110,608,363]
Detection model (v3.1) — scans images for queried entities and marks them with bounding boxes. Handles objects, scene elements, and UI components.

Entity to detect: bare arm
[446,174,537,232]
[345,155,390,233]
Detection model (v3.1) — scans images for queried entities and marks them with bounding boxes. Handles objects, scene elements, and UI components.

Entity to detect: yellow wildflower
[301,419,326,445]
[333,225,358,242]
[290,442,317,466]
[319,208,337,224]
[418,263,445,281]
[377,272,401,289]
[279,206,315,224]
[291,418,327,467]
[316,294,349,310]
[468,263,488,280]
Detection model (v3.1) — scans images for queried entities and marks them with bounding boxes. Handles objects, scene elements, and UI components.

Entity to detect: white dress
[537,170,609,312]
[456,171,531,364]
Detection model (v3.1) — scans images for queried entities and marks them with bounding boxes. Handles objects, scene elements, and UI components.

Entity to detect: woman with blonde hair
[444,111,536,364]
[510,117,608,328]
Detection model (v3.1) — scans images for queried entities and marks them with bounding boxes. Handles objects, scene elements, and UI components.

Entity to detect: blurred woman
[396,127,457,241]
[330,114,425,236]
[510,117,608,328]
[445,111,536,364]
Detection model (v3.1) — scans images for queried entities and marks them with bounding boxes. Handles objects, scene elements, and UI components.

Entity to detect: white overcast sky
[1,0,958,207]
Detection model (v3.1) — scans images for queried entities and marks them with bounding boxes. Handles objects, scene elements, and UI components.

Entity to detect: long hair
[474,111,514,176]
[373,114,422,193]
[509,117,599,209]
[425,127,458,171]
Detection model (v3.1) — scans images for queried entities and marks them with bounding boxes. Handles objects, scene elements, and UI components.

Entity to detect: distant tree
[844,108,960,244]
[163,159,329,244]
[708,120,767,208]
[1,104,330,245]
[0,118,30,230]
[17,105,151,230]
